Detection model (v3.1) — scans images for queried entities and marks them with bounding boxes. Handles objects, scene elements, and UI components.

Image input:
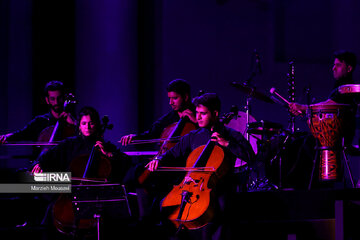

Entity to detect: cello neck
[168,116,189,139]
[48,121,60,143]
[193,139,215,168]
[159,116,189,148]
[82,145,97,179]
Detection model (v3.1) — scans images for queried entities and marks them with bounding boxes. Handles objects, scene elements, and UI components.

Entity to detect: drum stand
[244,96,252,141]
[308,138,355,190]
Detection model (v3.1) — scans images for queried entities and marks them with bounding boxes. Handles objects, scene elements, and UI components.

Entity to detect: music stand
[72,183,132,240]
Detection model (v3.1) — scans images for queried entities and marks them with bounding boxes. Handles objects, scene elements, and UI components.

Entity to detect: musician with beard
[289,50,358,148]
[0,80,76,144]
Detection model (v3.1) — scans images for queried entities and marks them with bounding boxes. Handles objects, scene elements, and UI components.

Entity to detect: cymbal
[231,82,274,103]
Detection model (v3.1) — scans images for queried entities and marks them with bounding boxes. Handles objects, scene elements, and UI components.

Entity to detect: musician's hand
[0,133,11,144]
[179,109,197,124]
[59,112,76,125]
[31,163,43,174]
[95,141,113,158]
[211,132,229,147]
[120,134,136,146]
[289,103,306,116]
[145,159,159,172]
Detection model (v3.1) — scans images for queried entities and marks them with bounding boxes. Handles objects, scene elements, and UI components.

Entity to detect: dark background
[1,0,360,179]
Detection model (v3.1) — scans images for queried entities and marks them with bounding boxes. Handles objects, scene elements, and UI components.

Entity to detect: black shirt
[137,110,183,140]
[7,112,58,141]
[159,126,254,165]
[328,77,358,146]
[157,125,255,192]
[37,135,131,183]
[136,102,197,140]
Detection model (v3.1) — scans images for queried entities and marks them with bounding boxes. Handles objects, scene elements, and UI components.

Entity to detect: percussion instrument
[338,84,360,94]
[247,121,283,137]
[307,103,351,181]
[224,111,259,168]
[231,82,274,104]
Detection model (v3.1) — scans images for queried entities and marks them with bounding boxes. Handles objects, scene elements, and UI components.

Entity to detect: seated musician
[289,50,358,148]
[144,93,255,240]
[120,79,198,229]
[31,106,131,238]
[120,78,197,146]
[0,80,76,144]
[288,50,358,189]
[32,106,130,182]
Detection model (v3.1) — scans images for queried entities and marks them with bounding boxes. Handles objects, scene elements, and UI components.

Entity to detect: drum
[307,103,351,181]
[258,131,316,190]
[247,121,283,137]
[338,84,360,94]
[224,111,259,168]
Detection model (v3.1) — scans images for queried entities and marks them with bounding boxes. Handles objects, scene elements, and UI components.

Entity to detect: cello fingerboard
[193,140,215,168]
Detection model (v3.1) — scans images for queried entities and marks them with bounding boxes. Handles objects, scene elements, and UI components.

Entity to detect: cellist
[31,106,131,239]
[145,93,255,240]
[0,80,76,144]
[119,78,197,146]
[120,79,198,226]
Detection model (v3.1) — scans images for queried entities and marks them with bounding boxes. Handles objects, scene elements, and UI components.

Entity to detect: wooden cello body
[37,93,77,143]
[52,151,112,235]
[138,117,197,185]
[52,117,113,235]
[161,140,231,230]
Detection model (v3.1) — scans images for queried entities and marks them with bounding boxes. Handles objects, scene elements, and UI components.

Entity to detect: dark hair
[78,106,102,135]
[334,50,357,70]
[166,79,191,97]
[44,80,65,96]
[192,93,221,113]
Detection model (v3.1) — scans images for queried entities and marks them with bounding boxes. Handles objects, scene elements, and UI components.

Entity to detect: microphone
[254,49,262,74]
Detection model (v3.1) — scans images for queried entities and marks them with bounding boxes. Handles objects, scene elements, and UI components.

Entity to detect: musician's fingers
[31,164,43,174]
[210,132,220,141]
[59,112,68,119]
[95,141,109,156]
[120,135,134,146]
[184,110,197,123]
[127,135,134,145]
[95,141,103,148]
[146,160,158,172]
[120,136,128,146]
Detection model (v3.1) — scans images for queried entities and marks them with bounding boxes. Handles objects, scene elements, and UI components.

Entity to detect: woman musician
[32,106,131,239]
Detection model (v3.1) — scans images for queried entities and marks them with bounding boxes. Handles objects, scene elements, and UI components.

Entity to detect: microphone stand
[243,49,261,141]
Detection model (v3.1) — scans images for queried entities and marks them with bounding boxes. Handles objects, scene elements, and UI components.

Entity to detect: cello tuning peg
[102,115,109,123]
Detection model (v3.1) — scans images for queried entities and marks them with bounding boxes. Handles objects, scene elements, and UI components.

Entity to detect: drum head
[338,84,360,94]
[309,103,351,111]
[224,111,260,167]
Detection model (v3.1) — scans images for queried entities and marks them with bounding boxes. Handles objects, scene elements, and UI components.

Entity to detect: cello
[137,116,197,185]
[160,136,231,230]
[38,93,77,143]
[52,116,114,235]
